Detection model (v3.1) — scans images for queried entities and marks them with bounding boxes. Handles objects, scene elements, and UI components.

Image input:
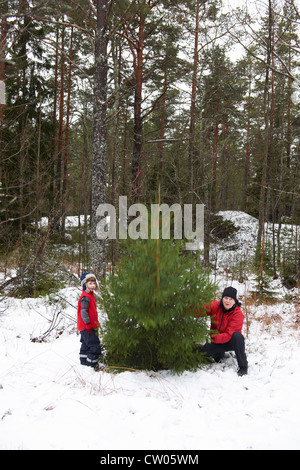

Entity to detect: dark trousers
[201,332,248,369]
[79,329,101,367]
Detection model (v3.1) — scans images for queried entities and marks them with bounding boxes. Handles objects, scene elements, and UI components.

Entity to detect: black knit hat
[222,286,238,302]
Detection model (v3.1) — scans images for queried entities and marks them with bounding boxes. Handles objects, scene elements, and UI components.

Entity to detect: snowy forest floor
[0,290,299,450]
[0,211,299,450]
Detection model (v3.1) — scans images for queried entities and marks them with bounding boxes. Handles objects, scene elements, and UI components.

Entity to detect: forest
[0,0,300,295]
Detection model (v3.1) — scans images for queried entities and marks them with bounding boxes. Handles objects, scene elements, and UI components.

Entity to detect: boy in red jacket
[77,272,104,371]
[201,287,248,376]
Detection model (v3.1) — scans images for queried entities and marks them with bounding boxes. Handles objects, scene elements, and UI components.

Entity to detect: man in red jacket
[201,287,248,376]
[77,272,104,371]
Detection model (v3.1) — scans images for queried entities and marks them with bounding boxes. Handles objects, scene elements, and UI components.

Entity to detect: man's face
[222,296,235,310]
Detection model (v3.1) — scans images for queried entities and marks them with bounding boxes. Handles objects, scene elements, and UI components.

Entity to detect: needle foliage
[100,237,216,374]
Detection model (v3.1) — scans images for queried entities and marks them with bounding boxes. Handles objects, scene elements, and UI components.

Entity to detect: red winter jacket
[205,301,244,344]
[77,290,100,331]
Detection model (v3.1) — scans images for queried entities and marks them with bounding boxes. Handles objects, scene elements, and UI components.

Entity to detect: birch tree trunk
[90,0,108,280]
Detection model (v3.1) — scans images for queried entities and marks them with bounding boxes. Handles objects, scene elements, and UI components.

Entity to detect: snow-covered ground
[0,211,300,450]
[1,289,299,450]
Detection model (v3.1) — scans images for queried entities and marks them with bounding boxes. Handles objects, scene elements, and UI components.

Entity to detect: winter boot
[237,367,248,376]
[94,361,106,372]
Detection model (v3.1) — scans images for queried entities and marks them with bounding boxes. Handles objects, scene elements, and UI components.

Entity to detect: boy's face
[86,280,97,292]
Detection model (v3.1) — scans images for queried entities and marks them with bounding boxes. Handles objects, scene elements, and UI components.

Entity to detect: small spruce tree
[100,237,216,374]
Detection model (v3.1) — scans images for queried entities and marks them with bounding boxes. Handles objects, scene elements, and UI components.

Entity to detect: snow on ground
[0,286,299,450]
[213,210,298,271]
[1,211,300,450]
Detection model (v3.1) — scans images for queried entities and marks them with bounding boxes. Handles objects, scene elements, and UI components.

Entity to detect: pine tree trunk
[79,111,90,272]
[266,20,275,225]
[53,24,65,233]
[0,5,7,183]
[49,22,59,202]
[158,68,167,180]
[257,0,272,250]
[211,115,219,213]
[90,0,108,280]
[244,73,252,211]
[110,42,121,271]
[188,0,199,205]
[61,26,73,242]
[122,102,129,195]
[131,15,144,202]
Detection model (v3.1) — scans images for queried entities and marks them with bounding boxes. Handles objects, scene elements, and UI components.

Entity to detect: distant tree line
[0,0,299,284]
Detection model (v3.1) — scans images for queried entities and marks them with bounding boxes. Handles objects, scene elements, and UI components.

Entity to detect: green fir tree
[100,237,216,374]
